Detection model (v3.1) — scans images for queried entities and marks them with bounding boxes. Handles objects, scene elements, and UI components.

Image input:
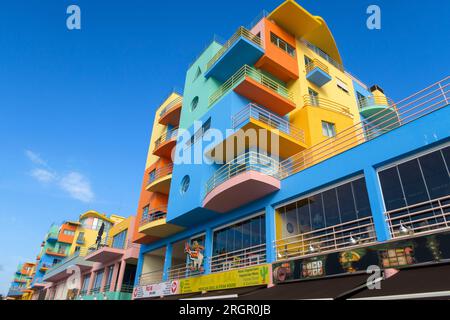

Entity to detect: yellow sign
[179,264,271,294]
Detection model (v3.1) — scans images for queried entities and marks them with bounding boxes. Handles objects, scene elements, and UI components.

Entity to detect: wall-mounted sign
[273,231,450,284]
[179,264,271,294]
[132,280,179,299]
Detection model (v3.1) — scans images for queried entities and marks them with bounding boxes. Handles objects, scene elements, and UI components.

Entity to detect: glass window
[442,146,450,170]
[309,195,325,229]
[105,265,114,290]
[322,121,336,138]
[323,189,340,227]
[352,178,372,218]
[308,88,319,106]
[419,150,450,199]
[297,199,311,233]
[93,270,104,290]
[397,159,429,206]
[379,167,406,211]
[142,206,149,221]
[193,67,202,82]
[81,275,90,292]
[190,96,199,111]
[270,32,295,57]
[180,175,190,194]
[337,183,357,223]
[112,230,127,249]
[148,169,156,183]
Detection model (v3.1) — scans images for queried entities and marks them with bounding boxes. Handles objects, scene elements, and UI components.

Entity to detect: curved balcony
[209,65,296,116]
[145,164,173,194]
[206,103,307,162]
[45,248,67,258]
[305,59,332,87]
[85,240,139,264]
[153,128,178,159]
[303,95,353,118]
[203,152,281,213]
[159,97,183,127]
[205,26,264,82]
[138,206,184,237]
[358,95,399,129]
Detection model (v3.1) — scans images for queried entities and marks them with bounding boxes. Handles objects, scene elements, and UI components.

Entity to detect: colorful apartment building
[131,0,450,299]
[6,262,36,300]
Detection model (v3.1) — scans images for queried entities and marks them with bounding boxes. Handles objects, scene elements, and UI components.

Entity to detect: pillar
[364,166,391,241]
[86,270,95,295]
[265,205,276,263]
[110,262,120,291]
[100,266,108,293]
[162,243,172,282]
[203,228,213,274]
[116,260,127,292]
[134,250,144,288]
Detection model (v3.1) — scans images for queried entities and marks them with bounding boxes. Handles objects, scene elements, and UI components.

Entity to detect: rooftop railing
[147,164,173,186]
[303,94,353,118]
[386,195,450,239]
[159,96,183,118]
[210,243,266,273]
[279,77,449,179]
[154,128,178,150]
[205,151,281,196]
[209,65,294,107]
[206,26,262,71]
[301,39,344,71]
[305,58,330,75]
[274,216,377,261]
[232,103,305,143]
[139,206,168,226]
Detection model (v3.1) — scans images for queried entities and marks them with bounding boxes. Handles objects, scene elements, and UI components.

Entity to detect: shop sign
[133,280,179,299]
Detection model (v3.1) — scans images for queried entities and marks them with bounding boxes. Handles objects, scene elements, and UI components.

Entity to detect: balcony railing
[209,65,294,106]
[210,243,266,273]
[159,96,183,118]
[167,263,204,280]
[303,94,353,118]
[358,95,397,111]
[232,103,305,143]
[205,151,281,196]
[279,77,449,178]
[206,26,262,71]
[139,206,168,226]
[147,164,173,186]
[386,195,450,238]
[154,128,178,150]
[45,248,68,257]
[45,247,88,272]
[301,39,344,71]
[274,216,377,261]
[138,270,164,286]
[305,58,330,75]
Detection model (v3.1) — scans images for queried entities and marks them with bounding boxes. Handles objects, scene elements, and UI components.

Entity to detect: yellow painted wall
[145,92,182,169]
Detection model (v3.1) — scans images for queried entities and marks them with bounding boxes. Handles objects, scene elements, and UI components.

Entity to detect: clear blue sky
[0,0,448,295]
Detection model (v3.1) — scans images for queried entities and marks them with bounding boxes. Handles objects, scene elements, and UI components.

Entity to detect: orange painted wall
[254,18,299,82]
[57,223,77,244]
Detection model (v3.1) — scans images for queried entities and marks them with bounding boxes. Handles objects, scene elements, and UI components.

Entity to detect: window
[270,32,296,57]
[322,121,336,137]
[190,96,199,111]
[63,230,75,236]
[76,232,85,243]
[105,265,114,290]
[185,117,211,148]
[112,230,127,249]
[356,91,366,109]
[142,205,149,221]
[304,55,313,67]
[308,88,319,106]
[193,66,202,81]
[93,270,104,292]
[81,275,90,292]
[180,175,190,194]
[277,177,372,236]
[148,169,156,183]
[336,78,349,93]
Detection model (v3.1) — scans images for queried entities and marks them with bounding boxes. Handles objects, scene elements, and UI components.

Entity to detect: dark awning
[234,274,369,300]
[180,286,267,300]
[349,262,450,300]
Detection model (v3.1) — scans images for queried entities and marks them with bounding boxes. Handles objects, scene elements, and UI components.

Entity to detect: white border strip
[349,290,450,300]
[181,294,238,300]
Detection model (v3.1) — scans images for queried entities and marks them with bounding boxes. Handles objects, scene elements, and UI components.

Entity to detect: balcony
[205,27,264,82]
[153,128,178,159]
[305,59,332,87]
[145,164,173,194]
[207,103,307,162]
[39,263,52,272]
[43,248,94,282]
[45,248,67,258]
[7,287,24,297]
[203,152,281,213]
[274,216,377,261]
[159,96,183,127]
[209,65,296,116]
[303,95,353,118]
[46,231,58,242]
[138,206,184,237]
[167,263,204,281]
[386,195,450,239]
[85,240,139,264]
[210,243,266,273]
[358,95,399,129]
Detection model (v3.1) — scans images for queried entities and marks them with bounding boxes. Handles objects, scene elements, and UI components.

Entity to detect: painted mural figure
[185,241,205,272]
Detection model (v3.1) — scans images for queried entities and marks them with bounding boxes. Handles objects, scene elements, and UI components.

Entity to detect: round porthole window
[180,175,190,194]
[286,222,294,234]
[190,96,199,111]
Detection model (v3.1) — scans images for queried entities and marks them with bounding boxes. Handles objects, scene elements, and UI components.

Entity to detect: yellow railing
[305,58,330,75]
[303,94,353,118]
[206,27,262,70]
[209,65,294,107]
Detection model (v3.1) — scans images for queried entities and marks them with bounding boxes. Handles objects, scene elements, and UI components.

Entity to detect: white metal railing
[274,216,377,261]
[358,95,397,111]
[44,247,88,274]
[139,270,164,286]
[147,164,173,186]
[303,94,353,118]
[386,195,450,238]
[302,39,344,71]
[209,65,294,107]
[279,76,450,179]
[159,96,183,118]
[210,243,266,273]
[205,151,281,196]
[232,103,305,143]
[167,263,204,281]
[139,206,168,226]
[206,26,262,71]
[154,128,178,150]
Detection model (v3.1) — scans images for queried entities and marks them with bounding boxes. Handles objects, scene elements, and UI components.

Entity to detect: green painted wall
[179,41,223,129]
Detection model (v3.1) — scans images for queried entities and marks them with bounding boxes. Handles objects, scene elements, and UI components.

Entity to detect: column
[116,260,127,292]
[134,251,144,288]
[162,243,172,282]
[265,205,276,263]
[364,166,391,241]
[109,262,120,292]
[203,228,213,274]
[86,270,95,295]
[100,266,108,293]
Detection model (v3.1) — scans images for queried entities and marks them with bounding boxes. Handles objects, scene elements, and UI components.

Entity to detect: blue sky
[0,0,448,295]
